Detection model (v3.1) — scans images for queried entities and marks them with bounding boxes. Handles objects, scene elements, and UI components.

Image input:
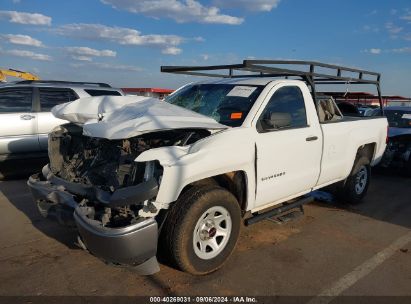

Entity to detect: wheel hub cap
[355,166,368,195]
[208,227,217,238]
[193,206,232,260]
[199,221,216,240]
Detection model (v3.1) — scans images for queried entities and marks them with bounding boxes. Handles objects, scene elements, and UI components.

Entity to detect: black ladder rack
[161,60,380,84]
[161,59,383,109]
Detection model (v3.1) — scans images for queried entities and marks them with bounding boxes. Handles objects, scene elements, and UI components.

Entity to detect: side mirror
[264,112,292,130]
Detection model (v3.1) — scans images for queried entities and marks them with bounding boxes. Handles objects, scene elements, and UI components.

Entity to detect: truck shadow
[312,169,411,229]
[0,157,48,180]
[0,158,79,250]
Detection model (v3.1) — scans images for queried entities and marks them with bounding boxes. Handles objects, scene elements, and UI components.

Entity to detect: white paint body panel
[316,118,387,186]
[134,80,387,212]
[0,112,39,154]
[252,82,323,207]
[137,127,257,208]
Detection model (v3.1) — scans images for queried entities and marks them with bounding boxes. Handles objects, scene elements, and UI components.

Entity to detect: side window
[39,88,78,111]
[84,89,122,96]
[0,88,33,113]
[258,86,307,132]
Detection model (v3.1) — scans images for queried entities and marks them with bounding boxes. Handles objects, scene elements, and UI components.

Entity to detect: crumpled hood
[52,95,228,139]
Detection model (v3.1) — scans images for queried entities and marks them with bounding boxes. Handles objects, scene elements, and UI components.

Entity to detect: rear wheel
[338,156,371,204]
[161,186,241,275]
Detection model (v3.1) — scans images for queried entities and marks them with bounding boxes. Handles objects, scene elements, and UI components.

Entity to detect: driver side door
[254,85,322,209]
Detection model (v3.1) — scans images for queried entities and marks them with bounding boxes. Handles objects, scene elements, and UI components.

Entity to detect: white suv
[0,80,123,161]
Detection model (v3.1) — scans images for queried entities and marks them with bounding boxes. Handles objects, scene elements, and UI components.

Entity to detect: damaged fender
[136,127,257,210]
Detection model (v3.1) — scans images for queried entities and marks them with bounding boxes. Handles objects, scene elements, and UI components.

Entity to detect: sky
[1,0,411,96]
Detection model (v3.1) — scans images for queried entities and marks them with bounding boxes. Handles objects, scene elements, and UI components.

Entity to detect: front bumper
[27,165,160,274]
[74,206,159,273]
[28,173,75,225]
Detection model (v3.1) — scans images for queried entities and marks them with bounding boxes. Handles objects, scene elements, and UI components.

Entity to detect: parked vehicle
[27,60,388,275]
[380,106,411,175]
[358,107,381,117]
[335,101,361,116]
[0,80,123,161]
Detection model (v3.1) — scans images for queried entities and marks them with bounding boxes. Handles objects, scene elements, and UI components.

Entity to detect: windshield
[385,109,411,128]
[165,84,264,127]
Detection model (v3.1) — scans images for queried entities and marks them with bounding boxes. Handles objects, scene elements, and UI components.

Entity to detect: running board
[245,196,314,226]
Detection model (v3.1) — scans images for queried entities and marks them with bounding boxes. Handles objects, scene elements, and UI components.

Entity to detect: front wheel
[338,156,371,204]
[161,186,241,275]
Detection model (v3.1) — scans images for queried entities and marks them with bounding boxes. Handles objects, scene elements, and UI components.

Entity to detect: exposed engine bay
[43,123,211,228]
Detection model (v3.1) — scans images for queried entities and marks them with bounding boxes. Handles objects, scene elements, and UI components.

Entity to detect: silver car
[0,80,123,161]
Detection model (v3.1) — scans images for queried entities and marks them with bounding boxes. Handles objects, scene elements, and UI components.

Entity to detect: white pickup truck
[28,60,388,275]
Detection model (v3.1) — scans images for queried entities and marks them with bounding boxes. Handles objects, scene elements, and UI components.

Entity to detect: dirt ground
[0,160,410,298]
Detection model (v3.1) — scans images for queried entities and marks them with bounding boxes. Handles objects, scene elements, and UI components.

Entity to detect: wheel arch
[177,171,249,214]
[357,142,376,163]
[339,142,376,185]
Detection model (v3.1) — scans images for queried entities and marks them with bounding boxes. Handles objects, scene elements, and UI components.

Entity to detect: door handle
[306,136,318,142]
[20,114,35,120]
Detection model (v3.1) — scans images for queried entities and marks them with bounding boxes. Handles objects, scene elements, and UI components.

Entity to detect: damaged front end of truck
[27,96,227,274]
[380,133,411,176]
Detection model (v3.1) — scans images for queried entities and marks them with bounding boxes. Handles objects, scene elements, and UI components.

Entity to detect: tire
[161,186,241,275]
[338,156,371,204]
